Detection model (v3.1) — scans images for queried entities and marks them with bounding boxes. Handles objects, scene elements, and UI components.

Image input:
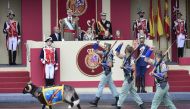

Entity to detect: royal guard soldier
[3,10,21,65]
[133,10,149,40]
[174,12,187,57]
[89,41,119,106]
[95,12,113,40]
[40,37,58,86]
[59,9,78,41]
[135,35,149,93]
[144,49,176,109]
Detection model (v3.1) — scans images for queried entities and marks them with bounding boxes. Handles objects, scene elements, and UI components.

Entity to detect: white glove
[55,66,58,71]
[41,59,45,64]
[17,39,21,45]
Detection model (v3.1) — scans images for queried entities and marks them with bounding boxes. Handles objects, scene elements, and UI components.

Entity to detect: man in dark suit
[77,27,85,41]
[50,27,62,41]
[95,12,113,40]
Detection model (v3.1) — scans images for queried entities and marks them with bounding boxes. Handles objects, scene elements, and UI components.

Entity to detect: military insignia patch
[67,0,88,16]
[77,44,103,76]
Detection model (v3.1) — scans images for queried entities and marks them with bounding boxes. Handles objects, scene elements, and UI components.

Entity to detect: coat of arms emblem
[85,49,101,72]
[67,0,88,16]
[77,44,103,77]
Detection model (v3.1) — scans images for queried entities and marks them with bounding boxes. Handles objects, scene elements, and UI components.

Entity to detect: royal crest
[85,49,101,72]
[67,0,88,16]
[77,44,103,77]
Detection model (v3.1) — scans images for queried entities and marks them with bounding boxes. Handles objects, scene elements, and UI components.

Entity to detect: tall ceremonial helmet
[137,10,145,15]
[7,10,15,17]
[177,11,182,16]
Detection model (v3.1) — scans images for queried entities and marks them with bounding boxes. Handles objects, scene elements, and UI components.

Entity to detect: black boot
[141,76,147,93]
[12,51,17,65]
[136,76,141,93]
[139,103,145,109]
[117,106,121,109]
[49,106,52,109]
[8,50,12,65]
[42,104,46,109]
[89,97,100,107]
[111,96,119,106]
[50,79,55,86]
[45,79,50,86]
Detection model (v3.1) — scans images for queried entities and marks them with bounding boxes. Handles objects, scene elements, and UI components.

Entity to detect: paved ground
[0,101,190,109]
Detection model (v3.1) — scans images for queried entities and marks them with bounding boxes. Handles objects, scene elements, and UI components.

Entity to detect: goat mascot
[23,82,81,109]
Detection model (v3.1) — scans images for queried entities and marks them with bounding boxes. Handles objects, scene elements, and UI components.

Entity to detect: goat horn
[25,85,32,92]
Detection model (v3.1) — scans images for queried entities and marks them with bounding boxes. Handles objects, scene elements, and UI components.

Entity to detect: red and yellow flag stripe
[164,0,170,40]
[157,0,164,39]
[149,0,155,39]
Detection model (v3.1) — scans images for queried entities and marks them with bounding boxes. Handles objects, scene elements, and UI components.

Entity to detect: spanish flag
[164,0,170,40]
[157,0,164,40]
[149,0,155,39]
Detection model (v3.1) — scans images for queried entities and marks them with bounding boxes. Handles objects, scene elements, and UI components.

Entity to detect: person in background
[135,35,149,93]
[174,12,187,57]
[133,10,149,40]
[40,37,58,86]
[77,27,85,41]
[95,12,113,40]
[83,27,95,41]
[3,10,21,65]
[59,9,78,41]
[50,26,62,41]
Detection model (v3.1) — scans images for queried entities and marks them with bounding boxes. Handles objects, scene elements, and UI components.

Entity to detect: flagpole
[8,0,10,9]
[56,0,58,26]
[95,0,98,22]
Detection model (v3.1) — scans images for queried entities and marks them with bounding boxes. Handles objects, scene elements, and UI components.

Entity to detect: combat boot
[111,96,119,106]
[8,50,13,65]
[117,106,121,109]
[12,51,17,65]
[89,97,100,107]
[136,76,141,93]
[139,103,145,109]
[141,77,147,93]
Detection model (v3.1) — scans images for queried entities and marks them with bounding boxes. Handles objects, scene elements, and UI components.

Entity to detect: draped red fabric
[171,0,179,62]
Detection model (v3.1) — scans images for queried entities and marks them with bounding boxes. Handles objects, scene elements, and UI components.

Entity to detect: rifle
[102,40,118,60]
[121,44,140,69]
[152,40,177,76]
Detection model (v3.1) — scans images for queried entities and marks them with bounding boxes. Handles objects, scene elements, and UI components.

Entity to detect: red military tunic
[136,18,148,33]
[174,19,186,35]
[7,20,19,37]
[43,46,56,65]
[134,18,149,39]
